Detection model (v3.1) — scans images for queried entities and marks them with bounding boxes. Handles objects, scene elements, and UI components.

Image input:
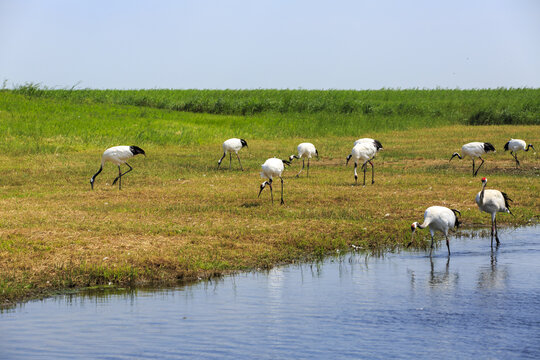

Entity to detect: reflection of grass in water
[0,89,538,306]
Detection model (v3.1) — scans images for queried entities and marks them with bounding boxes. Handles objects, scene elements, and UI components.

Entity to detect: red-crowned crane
[90,145,146,190]
[258,158,291,205]
[504,139,535,168]
[289,142,318,177]
[476,177,513,247]
[450,142,495,176]
[346,139,382,185]
[408,206,461,256]
[217,138,248,171]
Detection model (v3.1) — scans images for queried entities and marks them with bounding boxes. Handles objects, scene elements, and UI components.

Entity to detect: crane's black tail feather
[451,209,461,229]
[501,192,513,214]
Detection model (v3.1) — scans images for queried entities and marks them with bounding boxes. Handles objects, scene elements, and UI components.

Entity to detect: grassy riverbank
[0,90,538,306]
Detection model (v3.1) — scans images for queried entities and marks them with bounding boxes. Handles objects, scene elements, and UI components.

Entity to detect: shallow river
[1,226,539,359]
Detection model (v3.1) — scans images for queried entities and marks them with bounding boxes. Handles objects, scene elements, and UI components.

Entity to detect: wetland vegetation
[0,87,538,305]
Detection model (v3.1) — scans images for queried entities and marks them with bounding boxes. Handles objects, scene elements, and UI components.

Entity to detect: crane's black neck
[90,165,103,190]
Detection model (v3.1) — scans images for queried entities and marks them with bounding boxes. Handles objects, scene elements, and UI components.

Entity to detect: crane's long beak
[258,184,265,198]
[346,155,351,166]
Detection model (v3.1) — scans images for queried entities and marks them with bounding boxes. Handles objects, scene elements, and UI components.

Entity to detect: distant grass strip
[9,85,540,123]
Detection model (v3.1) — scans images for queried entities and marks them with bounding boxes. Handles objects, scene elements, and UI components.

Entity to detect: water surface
[1,226,539,359]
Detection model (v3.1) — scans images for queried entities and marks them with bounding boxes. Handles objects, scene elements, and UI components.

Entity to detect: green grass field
[0,89,538,305]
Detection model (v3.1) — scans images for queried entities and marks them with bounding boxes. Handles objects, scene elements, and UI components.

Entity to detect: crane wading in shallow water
[450,142,495,177]
[258,158,291,205]
[476,177,513,247]
[346,139,383,185]
[408,206,461,256]
[289,142,318,177]
[90,146,146,190]
[217,138,248,171]
[503,139,535,168]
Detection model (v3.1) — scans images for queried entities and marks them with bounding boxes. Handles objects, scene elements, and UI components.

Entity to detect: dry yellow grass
[1,125,538,305]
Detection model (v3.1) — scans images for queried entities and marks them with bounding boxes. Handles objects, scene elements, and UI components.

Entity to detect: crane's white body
[460,142,490,159]
[354,138,383,152]
[295,143,317,159]
[417,206,458,238]
[290,143,318,177]
[222,138,245,154]
[475,189,510,216]
[350,142,377,162]
[411,206,460,256]
[475,178,512,246]
[259,158,289,204]
[261,158,285,180]
[101,146,137,166]
[505,139,527,152]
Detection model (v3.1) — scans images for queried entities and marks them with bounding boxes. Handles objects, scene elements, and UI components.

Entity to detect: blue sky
[1,0,539,89]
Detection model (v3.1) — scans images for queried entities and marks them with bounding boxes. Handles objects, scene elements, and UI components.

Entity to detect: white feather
[260,158,285,180]
[222,138,244,154]
[295,143,317,159]
[505,138,527,152]
[460,142,491,159]
[101,146,137,166]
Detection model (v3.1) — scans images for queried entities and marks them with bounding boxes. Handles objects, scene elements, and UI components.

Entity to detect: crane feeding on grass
[503,139,535,168]
[90,145,146,190]
[346,139,383,185]
[475,177,513,247]
[289,142,318,177]
[217,138,248,171]
[258,158,291,205]
[408,206,461,256]
[450,142,495,177]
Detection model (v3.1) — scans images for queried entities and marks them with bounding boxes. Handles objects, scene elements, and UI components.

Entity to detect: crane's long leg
[236,153,244,171]
[429,235,434,257]
[474,157,485,177]
[269,179,273,204]
[445,235,451,256]
[494,216,500,245]
[307,158,310,177]
[369,160,375,184]
[280,177,284,205]
[511,152,520,167]
[354,162,358,184]
[472,159,475,177]
[229,153,232,170]
[296,159,305,178]
[217,152,226,169]
[363,161,368,186]
[112,163,133,190]
[490,214,495,247]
